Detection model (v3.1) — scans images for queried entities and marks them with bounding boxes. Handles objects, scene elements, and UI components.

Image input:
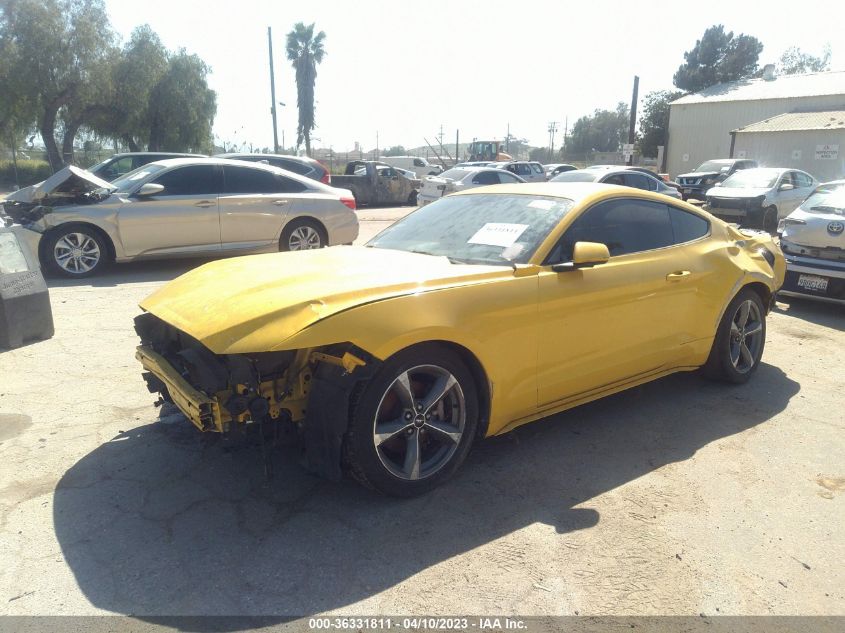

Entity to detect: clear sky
[103,0,844,153]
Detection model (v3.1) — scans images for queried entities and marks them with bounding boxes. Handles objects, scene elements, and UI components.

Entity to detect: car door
[116,164,222,258]
[219,165,307,251]
[536,197,698,407]
[529,163,545,182]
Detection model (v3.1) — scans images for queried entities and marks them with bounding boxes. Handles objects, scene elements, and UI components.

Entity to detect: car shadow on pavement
[53,364,798,623]
[45,258,216,289]
[773,298,844,331]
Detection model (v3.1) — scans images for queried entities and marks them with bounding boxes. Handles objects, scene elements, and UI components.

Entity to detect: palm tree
[285,22,325,157]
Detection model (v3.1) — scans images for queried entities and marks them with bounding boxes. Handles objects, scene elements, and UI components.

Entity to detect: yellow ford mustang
[135,183,785,496]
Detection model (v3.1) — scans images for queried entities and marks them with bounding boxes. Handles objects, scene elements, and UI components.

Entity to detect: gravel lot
[0,205,843,618]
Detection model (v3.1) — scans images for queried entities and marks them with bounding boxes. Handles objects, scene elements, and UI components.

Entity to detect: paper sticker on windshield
[528,199,555,210]
[468,223,528,247]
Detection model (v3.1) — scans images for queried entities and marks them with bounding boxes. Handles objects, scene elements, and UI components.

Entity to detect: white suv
[380,156,443,178]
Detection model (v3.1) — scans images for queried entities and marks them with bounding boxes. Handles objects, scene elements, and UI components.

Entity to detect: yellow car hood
[140,246,508,354]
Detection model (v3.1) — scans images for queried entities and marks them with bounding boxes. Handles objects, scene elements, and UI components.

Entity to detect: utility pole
[562,116,568,159]
[268,27,279,153]
[627,75,639,166]
[548,122,558,163]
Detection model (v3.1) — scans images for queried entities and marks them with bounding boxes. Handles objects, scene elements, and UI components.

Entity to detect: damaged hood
[5,165,113,204]
[140,246,510,354]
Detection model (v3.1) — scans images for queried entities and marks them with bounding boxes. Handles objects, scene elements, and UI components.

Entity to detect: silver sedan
[3,158,359,277]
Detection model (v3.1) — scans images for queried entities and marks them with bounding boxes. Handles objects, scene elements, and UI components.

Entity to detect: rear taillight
[341,196,356,210]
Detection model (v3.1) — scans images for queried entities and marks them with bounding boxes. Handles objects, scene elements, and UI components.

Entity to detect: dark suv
[89,152,205,181]
[219,153,330,185]
[676,158,758,201]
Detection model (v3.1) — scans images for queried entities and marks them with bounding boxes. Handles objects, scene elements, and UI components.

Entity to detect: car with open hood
[777,180,845,304]
[703,168,817,233]
[1,158,358,277]
[134,182,785,497]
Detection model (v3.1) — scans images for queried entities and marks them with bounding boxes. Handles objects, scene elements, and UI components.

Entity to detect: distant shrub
[0,160,52,190]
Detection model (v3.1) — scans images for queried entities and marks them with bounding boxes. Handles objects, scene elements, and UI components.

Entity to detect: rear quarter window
[669,206,709,243]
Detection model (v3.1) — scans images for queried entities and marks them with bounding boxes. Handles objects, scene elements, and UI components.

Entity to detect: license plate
[797,274,829,292]
[683,188,692,194]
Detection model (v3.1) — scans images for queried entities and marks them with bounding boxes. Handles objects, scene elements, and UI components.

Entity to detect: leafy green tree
[383,145,406,156]
[673,25,763,93]
[285,22,326,157]
[147,51,217,152]
[568,103,630,154]
[777,46,831,75]
[89,25,169,151]
[0,19,37,157]
[637,90,683,158]
[0,0,116,169]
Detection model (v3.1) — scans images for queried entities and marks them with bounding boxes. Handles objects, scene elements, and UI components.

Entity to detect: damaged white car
[778,180,845,304]
[0,158,359,278]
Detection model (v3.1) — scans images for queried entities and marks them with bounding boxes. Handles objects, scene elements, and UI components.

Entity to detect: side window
[531,163,544,174]
[273,159,310,175]
[794,172,813,188]
[780,172,796,188]
[152,166,220,196]
[603,174,625,186]
[498,172,522,183]
[669,206,709,244]
[517,164,531,176]
[545,199,674,263]
[413,158,425,167]
[621,172,653,191]
[222,166,291,194]
[471,171,500,185]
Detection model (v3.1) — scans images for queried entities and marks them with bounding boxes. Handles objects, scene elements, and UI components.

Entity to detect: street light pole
[268,27,279,153]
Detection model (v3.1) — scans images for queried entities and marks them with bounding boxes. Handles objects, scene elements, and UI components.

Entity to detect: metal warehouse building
[665,69,845,180]
[732,111,845,182]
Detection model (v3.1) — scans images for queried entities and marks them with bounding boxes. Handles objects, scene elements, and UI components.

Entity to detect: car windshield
[550,171,598,182]
[801,185,845,215]
[695,161,731,172]
[109,164,168,193]
[720,170,779,189]
[367,193,574,265]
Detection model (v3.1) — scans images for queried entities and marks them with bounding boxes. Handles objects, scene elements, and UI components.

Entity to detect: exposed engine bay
[134,312,374,479]
[1,166,113,225]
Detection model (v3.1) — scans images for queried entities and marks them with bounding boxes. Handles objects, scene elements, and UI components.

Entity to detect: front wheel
[762,206,779,234]
[43,225,109,277]
[344,344,479,496]
[407,190,418,206]
[702,288,767,383]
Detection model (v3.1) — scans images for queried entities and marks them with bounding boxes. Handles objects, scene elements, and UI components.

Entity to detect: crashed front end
[134,311,372,477]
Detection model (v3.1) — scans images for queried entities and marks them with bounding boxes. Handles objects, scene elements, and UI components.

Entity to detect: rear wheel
[344,344,479,497]
[407,190,418,206]
[279,218,326,251]
[702,288,766,383]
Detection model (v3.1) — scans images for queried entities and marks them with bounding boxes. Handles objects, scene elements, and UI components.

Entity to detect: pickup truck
[330,161,419,206]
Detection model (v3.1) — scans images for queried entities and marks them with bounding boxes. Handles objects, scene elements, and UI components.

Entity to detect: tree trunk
[61,119,82,166]
[39,104,63,172]
[304,133,311,157]
[124,135,140,152]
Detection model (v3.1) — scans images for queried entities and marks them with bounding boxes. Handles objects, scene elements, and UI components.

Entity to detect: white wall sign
[792,149,802,160]
[682,153,690,162]
[816,144,839,160]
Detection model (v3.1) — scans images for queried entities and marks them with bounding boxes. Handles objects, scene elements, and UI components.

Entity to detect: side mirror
[779,183,794,191]
[713,182,722,187]
[552,242,610,272]
[136,183,165,197]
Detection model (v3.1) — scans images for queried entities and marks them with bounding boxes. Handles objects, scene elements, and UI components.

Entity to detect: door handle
[273,199,289,206]
[194,200,215,208]
[666,270,691,281]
